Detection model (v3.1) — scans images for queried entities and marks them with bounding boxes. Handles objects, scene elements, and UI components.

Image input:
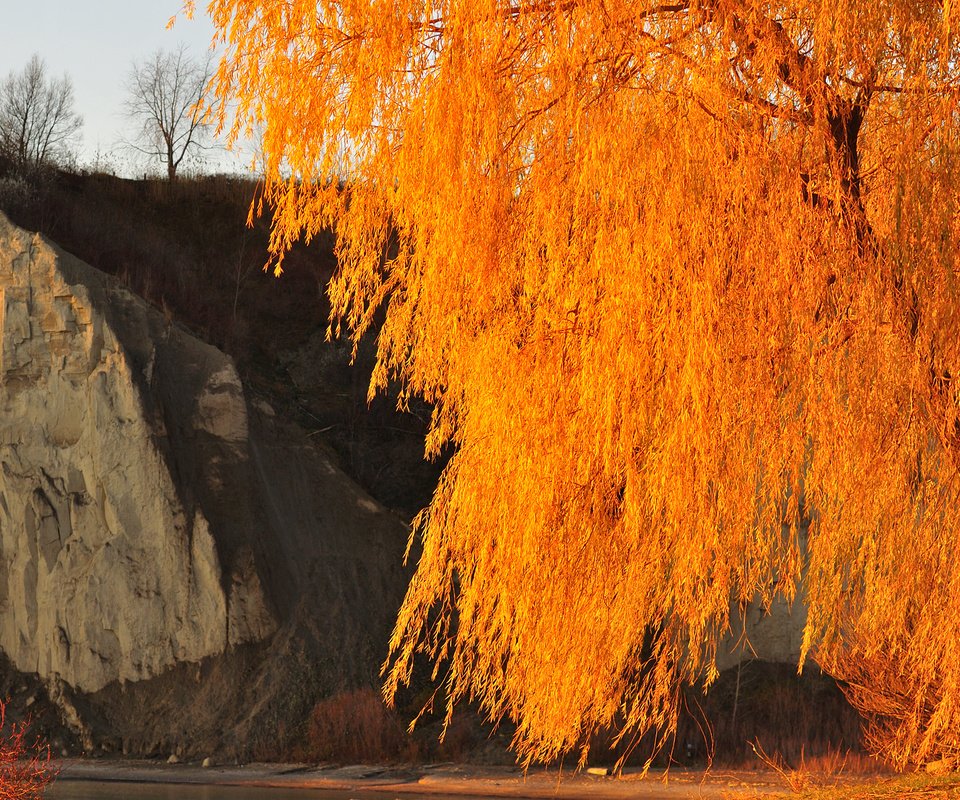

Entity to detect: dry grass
[769,772,960,799]
[748,739,887,793]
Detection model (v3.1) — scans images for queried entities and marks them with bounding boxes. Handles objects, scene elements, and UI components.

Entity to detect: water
[46,781,411,800]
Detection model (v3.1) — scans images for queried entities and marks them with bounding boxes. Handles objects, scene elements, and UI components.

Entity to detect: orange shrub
[0,703,54,799]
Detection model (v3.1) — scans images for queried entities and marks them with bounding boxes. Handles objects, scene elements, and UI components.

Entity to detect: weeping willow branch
[201,0,960,770]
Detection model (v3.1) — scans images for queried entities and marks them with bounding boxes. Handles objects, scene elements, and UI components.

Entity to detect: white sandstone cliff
[0,212,275,692]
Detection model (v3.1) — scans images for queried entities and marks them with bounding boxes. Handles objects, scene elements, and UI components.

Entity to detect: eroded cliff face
[0,212,281,692]
[0,210,408,736]
[0,211,411,757]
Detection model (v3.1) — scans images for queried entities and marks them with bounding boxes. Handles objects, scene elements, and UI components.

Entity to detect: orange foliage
[0,704,54,799]
[201,0,960,770]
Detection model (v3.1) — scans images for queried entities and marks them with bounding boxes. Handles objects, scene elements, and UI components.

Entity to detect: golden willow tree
[197,0,960,769]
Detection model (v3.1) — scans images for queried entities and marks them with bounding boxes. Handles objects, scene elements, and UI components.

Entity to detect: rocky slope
[0,211,409,757]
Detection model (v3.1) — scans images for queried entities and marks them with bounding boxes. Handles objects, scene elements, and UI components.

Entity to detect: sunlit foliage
[199,0,960,769]
[0,703,54,799]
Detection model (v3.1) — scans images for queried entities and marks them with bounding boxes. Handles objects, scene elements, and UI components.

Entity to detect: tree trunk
[166,139,177,180]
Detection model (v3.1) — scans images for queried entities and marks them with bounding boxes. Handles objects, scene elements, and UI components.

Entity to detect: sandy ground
[51,760,804,799]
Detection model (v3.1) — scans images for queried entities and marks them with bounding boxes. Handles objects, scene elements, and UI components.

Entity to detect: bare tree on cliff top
[0,54,82,172]
[196,0,960,770]
[124,44,213,180]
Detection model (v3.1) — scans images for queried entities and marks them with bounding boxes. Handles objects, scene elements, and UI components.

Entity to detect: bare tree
[124,45,214,180]
[0,54,82,171]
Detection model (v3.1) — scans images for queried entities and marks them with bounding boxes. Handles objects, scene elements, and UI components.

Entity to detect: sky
[0,1,249,175]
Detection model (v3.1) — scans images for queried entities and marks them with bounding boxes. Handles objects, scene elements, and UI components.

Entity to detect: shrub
[0,702,54,799]
[305,688,411,764]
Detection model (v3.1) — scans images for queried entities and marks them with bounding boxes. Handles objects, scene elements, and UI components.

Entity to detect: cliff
[0,211,409,757]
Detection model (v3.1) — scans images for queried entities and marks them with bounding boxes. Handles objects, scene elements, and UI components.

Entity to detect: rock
[251,399,275,417]
[167,754,179,764]
[586,767,609,776]
[201,757,213,768]
[0,211,410,759]
[46,674,94,753]
[0,212,276,691]
[716,527,811,670]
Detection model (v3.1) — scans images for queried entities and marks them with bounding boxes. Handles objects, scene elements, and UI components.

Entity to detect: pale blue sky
[0,2,249,174]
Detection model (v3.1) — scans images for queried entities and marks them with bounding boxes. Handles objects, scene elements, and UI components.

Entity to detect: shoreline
[51,759,803,798]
